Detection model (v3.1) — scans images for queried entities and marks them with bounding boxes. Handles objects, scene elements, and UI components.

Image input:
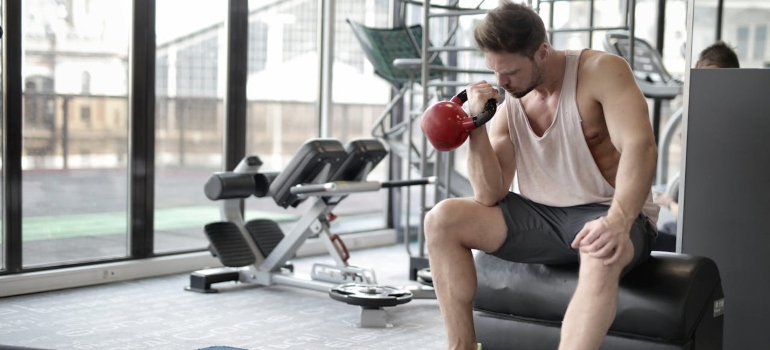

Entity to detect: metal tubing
[629,0,636,70]
[656,107,683,186]
[317,0,335,138]
[3,0,23,273]
[261,200,327,271]
[224,0,249,171]
[129,0,157,257]
[715,0,724,41]
[419,0,432,259]
[271,273,335,293]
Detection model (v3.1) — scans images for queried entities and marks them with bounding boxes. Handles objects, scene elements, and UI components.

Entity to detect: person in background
[652,40,739,252]
[695,40,740,69]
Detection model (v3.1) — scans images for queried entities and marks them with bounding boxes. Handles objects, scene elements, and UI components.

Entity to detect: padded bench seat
[473,251,724,350]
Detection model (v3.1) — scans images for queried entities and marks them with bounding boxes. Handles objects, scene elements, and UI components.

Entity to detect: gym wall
[680,68,770,349]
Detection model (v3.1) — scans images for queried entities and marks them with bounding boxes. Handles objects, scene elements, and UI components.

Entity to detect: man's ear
[695,60,702,68]
[538,44,549,61]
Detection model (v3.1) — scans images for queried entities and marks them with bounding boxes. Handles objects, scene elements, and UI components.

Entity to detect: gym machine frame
[186,138,435,327]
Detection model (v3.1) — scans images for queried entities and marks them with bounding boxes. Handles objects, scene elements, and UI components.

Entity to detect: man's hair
[474,0,547,58]
[698,41,740,68]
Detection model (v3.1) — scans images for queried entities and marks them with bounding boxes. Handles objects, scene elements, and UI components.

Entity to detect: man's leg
[424,198,508,350]
[559,239,634,350]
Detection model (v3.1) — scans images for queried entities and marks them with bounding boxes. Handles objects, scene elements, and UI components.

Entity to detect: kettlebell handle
[451,90,498,130]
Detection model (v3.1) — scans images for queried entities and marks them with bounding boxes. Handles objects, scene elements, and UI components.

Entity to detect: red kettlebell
[420,90,497,151]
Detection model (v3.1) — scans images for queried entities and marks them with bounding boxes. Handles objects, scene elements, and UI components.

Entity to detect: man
[696,40,740,69]
[423,2,659,349]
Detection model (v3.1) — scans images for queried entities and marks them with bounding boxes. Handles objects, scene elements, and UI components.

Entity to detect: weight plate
[416,267,432,285]
[329,283,413,308]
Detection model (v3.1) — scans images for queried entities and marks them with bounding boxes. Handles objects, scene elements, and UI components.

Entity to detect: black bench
[474,251,724,349]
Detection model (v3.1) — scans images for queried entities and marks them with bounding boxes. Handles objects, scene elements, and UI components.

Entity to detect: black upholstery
[245,219,285,258]
[474,252,724,349]
[268,139,347,208]
[203,222,255,268]
[329,138,388,182]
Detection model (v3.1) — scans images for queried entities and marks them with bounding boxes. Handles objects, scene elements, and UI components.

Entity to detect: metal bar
[316,0,335,138]
[588,0,595,47]
[62,97,70,169]
[655,0,666,54]
[3,0,23,273]
[538,0,599,2]
[419,0,431,258]
[629,0,636,70]
[428,46,478,52]
[271,273,334,293]
[400,0,486,10]
[428,9,487,17]
[547,25,628,34]
[224,0,249,171]
[656,107,683,186]
[128,0,157,258]
[428,66,491,74]
[548,1,555,44]
[261,200,328,272]
[715,0,724,41]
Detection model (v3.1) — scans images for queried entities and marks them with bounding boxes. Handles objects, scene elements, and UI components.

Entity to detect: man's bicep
[595,56,653,150]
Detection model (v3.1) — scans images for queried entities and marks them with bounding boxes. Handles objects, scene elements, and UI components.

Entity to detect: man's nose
[496,73,508,86]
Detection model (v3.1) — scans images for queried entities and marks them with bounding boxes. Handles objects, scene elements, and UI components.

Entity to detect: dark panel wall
[681,69,770,349]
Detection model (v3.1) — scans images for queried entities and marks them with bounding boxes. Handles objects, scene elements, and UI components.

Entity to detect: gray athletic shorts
[490,193,657,273]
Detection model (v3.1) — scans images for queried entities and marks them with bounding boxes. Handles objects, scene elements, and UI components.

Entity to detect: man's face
[485,50,544,99]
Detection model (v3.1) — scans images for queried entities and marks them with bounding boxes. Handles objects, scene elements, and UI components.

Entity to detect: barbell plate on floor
[329,283,413,308]
[416,267,433,286]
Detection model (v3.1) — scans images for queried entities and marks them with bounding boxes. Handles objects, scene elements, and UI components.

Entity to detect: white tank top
[506,49,659,224]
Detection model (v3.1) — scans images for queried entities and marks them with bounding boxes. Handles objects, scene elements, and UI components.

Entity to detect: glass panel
[154,0,227,254]
[716,0,770,68]
[326,0,393,233]
[736,26,750,60]
[244,0,319,233]
[22,0,131,266]
[0,2,4,270]
[691,0,720,66]
[754,25,767,61]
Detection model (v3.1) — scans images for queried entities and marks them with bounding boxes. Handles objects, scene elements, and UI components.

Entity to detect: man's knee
[424,199,470,242]
[578,240,635,279]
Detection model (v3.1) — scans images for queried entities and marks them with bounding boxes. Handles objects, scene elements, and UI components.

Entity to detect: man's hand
[467,81,499,117]
[571,216,632,266]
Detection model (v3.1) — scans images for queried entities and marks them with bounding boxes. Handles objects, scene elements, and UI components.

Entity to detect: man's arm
[465,81,517,206]
[572,53,657,264]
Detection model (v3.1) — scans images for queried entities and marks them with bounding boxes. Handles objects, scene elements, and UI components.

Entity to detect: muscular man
[423,2,659,349]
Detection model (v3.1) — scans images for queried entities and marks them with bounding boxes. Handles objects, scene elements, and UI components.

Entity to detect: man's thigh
[431,197,509,253]
[490,193,655,269]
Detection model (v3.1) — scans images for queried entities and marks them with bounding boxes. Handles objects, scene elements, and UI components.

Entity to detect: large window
[154,0,227,254]
[243,0,394,235]
[0,2,4,270]
[755,25,767,61]
[21,0,131,266]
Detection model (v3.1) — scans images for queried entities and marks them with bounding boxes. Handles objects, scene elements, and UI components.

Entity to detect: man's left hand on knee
[571,216,633,266]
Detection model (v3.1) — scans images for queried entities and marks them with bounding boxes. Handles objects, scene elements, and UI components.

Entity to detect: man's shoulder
[578,49,625,70]
[576,49,632,89]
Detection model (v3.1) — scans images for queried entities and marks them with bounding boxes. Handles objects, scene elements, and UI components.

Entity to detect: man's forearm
[467,128,507,206]
[607,140,657,230]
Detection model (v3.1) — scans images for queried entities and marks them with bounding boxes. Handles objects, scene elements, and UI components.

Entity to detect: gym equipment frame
[186,138,435,327]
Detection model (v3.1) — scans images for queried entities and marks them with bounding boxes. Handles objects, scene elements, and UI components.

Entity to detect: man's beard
[506,61,544,99]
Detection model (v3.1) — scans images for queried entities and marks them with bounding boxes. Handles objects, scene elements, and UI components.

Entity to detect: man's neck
[533,49,566,98]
